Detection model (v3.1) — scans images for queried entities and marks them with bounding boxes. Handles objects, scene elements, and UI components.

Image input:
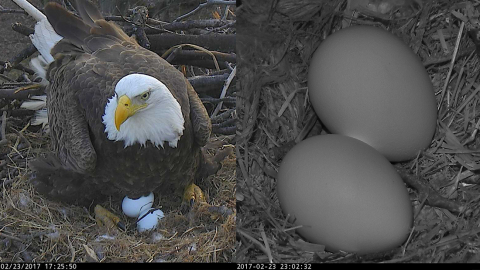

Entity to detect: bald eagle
[15,0,225,215]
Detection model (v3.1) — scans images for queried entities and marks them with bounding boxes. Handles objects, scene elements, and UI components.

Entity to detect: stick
[438,22,465,110]
[211,108,235,123]
[188,73,230,94]
[0,112,7,146]
[174,0,236,22]
[395,165,465,214]
[212,66,236,117]
[0,84,45,99]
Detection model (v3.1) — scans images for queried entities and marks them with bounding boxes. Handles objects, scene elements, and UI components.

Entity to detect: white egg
[121,192,154,218]
[137,208,164,232]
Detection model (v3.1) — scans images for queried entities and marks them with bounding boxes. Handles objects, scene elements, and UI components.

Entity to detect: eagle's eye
[141,91,150,100]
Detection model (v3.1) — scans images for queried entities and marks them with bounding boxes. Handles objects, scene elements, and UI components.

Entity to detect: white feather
[31,108,48,127]
[13,0,62,130]
[29,56,48,82]
[13,0,63,80]
[102,74,185,148]
[20,95,46,110]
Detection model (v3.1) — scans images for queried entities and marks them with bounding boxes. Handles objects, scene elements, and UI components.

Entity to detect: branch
[212,117,235,128]
[130,6,150,49]
[188,73,230,95]
[212,66,236,117]
[174,0,236,22]
[0,83,45,99]
[149,33,236,53]
[126,19,235,35]
[201,96,236,105]
[0,8,28,15]
[0,112,7,146]
[11,22,34,36]
[210,108,236,123]
[166,49,235,70]
[0,44,37,74]
[212,125,236,135]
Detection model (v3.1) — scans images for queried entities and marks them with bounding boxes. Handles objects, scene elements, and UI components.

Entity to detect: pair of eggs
[277,26,437,254]
[122,192,165,232]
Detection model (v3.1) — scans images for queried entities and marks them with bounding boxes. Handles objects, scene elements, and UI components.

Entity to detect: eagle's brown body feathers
[31,1,213,206]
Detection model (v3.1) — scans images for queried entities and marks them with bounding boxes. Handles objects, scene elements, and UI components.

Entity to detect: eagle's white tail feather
[31,108,50,134]
[20,95,47,110]
[29,55,48,82]
[30,19,62,65]
[31,108,48,127]
[13,0,61,128]
[13,0,62,67]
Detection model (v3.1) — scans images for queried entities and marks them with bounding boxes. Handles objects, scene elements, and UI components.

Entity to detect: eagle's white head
[102,74,185,148]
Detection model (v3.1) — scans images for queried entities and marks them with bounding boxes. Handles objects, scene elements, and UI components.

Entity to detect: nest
[0,0,236,263]
[0,117,236,262]
[237,0,480,263]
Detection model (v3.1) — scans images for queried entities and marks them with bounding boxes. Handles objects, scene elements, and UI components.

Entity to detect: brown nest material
[0,126,236,262]
[0,0,236,263]
[237,0,480,263]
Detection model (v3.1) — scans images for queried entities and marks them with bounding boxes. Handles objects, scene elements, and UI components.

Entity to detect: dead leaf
[83,244,99,262]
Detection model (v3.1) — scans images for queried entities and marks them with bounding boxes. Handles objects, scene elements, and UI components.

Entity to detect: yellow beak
[115,95,132,131]
[115,94,149,131]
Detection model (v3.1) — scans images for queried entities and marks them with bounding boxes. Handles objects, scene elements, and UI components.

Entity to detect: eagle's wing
[42,2,104,174]
[47,81,97,173]
[187,82,212,147]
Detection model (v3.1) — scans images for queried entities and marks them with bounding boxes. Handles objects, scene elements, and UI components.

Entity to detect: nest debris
[237,0,480,263]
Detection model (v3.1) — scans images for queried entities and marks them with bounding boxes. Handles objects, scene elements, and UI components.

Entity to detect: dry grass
[0,127,236,262]
[237,0,480,263]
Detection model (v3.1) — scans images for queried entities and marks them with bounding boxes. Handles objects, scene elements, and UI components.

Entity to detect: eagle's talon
[116,220,126,231]
[94,205,125,231]
[182,183,233,220]
[182,183,207,212]
[190,198,195,208]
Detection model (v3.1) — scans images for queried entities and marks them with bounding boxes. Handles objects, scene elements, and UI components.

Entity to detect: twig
[237,228,273,260]
[0,44,37,74]
[395,165,465,214]
[0,112,7,146]
[166,49,236,65]
[174,0,236,22]
[103,15,168,26]
[11,22,34,36]
[162,43,221,71]
[201,96,236,105]
[0,8,28,15]
[212,66,236,117]
[0,74,13,82]
[438,21,465,110]
[423,46,475,67]
[149,33,236,53]
[259,223,274,263]
[0,231,24,242]
[0,84,44,99]
[126,19,235,34]
[211,108,235,123]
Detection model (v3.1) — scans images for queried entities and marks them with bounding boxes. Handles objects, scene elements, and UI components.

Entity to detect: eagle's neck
[102,77,185,148]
